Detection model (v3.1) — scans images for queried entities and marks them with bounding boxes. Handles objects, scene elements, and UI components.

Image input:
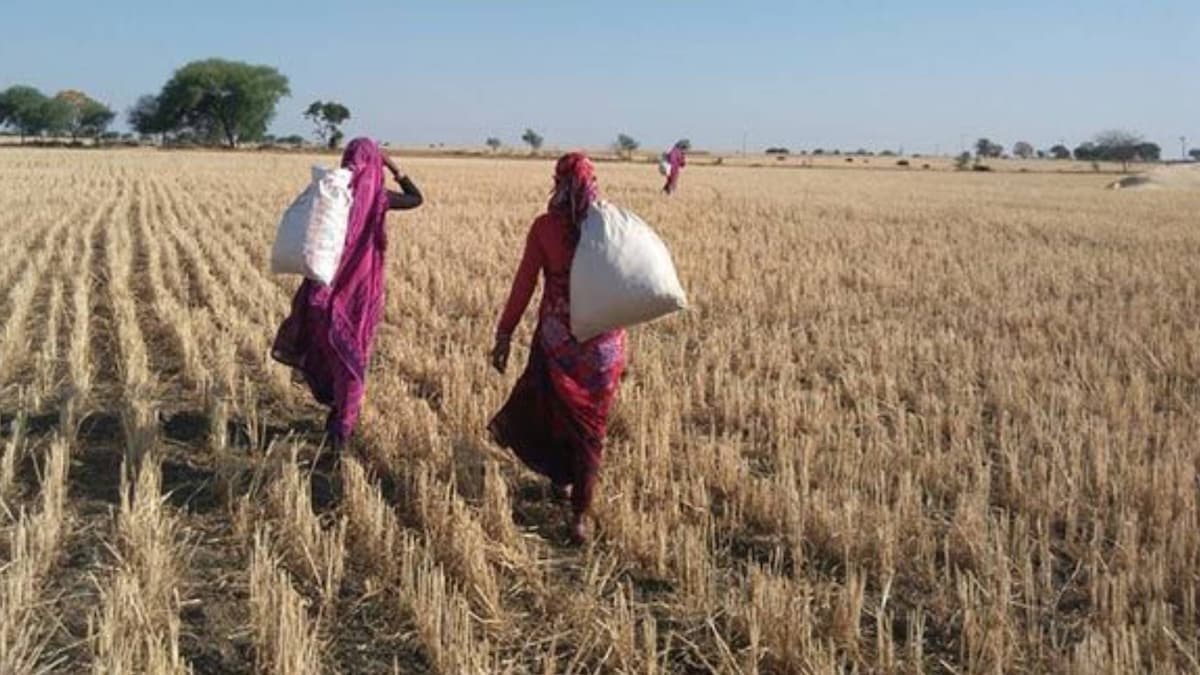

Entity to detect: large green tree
[155,59,290,147]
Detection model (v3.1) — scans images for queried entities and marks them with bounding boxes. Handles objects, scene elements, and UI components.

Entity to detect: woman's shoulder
[530,211,567,236]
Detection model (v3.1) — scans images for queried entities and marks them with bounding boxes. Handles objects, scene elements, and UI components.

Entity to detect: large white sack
[570,201,687,341]
[657,156,671,176]
[270,166,353,285]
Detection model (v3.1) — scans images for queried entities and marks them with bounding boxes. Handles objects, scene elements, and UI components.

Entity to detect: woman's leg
[329,366,365,445]
[568,450,600,543]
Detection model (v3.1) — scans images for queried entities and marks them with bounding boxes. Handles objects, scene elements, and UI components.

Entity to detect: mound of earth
[1108,163,1200,190]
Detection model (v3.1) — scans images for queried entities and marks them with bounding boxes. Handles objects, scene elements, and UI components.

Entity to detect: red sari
[488,211,627,515]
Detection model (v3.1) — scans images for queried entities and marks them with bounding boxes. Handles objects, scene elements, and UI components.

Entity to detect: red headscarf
[549,152,598,224]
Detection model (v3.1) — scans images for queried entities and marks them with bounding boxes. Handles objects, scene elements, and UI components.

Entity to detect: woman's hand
[491,335,511,374]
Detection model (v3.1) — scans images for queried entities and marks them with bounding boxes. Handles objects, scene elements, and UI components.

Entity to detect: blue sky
[2,1,1196,155]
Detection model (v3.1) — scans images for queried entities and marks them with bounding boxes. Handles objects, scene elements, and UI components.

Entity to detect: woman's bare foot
[568,513,589,545]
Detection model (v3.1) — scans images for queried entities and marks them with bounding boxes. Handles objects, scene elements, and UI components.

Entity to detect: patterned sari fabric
[272,138,390,442]
[489,284,627,517]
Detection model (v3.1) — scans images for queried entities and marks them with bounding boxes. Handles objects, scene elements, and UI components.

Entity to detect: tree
[304,100,351,149]
[53,90,115,142]
[521,128,544,154]
[1092,129,1142,171]
[80,100,115,141]
[486,137,502,152]
[0,85,50,142]
[127,94,172,144]
[1190,149,1200,161]
[156,58,290,147]
[1074,142,1097,161]
[954,151,972,170]
[1134,142,1161,162]
[54,90,89,140]
[1012,141,1035,159]
[30,96,74,139]
[765,147,790,155]
[975,137,1002,159]
[614,133,639,159]
[1049,144,1071,160]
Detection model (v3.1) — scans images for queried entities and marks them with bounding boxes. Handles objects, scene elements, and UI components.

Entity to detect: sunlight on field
[0,147,1198,672]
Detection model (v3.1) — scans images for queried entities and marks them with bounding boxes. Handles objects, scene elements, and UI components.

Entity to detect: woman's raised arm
[382,155,423,210]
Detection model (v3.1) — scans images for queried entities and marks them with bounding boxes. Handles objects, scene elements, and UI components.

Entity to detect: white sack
[657,157,672,176]
[570,201,687,341]
[270,166,353,285]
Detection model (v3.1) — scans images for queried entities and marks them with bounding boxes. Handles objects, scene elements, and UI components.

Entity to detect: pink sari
[664,146,686,194]
[272,138,390,442]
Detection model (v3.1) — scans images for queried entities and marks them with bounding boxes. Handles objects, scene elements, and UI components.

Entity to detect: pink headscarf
[340,138,391,254]
[549,152,598,224]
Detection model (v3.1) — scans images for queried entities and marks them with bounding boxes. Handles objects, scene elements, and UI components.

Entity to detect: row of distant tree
[1,59,354,149]
[762,131,1196,171]
[483,131,649,159]
[973,132,1169,167]
[0,86,116,142]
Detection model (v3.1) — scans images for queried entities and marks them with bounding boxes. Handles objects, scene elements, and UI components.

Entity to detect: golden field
[0,147,1197,673]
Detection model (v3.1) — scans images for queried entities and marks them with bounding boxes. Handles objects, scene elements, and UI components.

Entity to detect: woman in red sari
[489,153,627,544]
[273,138,422,448]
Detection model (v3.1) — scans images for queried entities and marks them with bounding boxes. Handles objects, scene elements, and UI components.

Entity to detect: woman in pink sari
[489,153,628,544]
[663,139,689,195]
[273,138,422,447]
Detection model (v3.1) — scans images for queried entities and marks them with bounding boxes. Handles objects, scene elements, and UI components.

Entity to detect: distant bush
[972,164,993,172]
[954,152,971,170]
[922,164,931,169]
[897,159,910,167]
[765,147,789,155]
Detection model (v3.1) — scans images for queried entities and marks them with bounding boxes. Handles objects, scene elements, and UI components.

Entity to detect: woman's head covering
[674,139,691,151]
[339,137,391,249]
[549,152,598,224]
[341,137,384,193]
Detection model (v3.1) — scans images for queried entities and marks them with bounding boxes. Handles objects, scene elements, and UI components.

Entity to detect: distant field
[1,148,1198,673]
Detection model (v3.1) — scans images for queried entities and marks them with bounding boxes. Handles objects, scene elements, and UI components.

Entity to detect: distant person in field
[489,152,628,545]
[663,139,689,195]
[272,137,423,448]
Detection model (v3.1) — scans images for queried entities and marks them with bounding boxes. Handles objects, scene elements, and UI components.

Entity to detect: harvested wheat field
[1,147,1198,673]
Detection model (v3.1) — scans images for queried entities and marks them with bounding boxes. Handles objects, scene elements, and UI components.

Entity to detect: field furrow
[0,205,79,395]
[155,178,293,404]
